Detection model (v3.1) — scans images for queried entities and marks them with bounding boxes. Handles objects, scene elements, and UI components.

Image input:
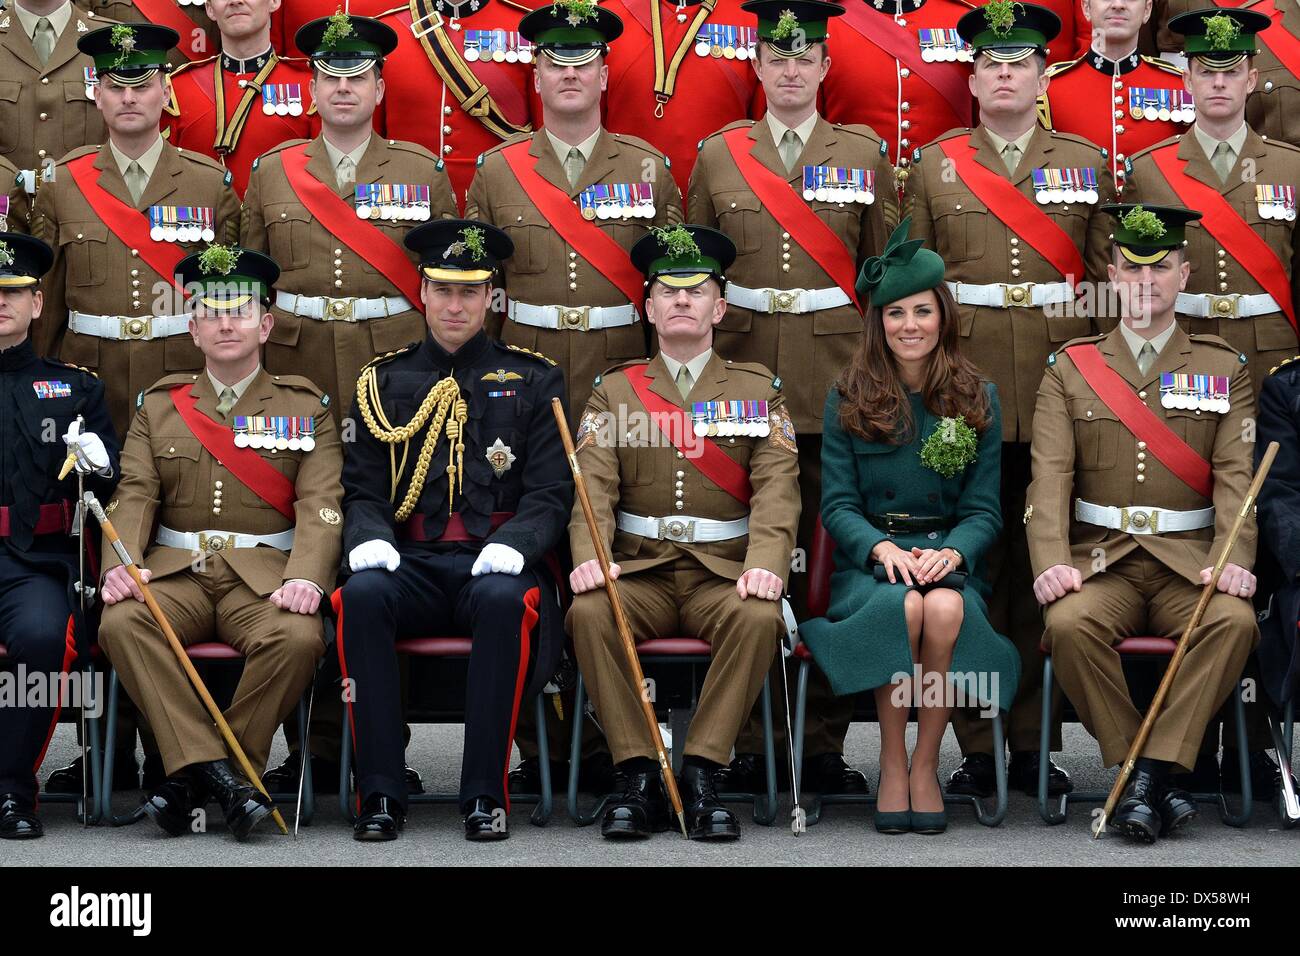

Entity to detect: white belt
[506,300,638,331]
[275,291,413,322]
[616,511,749,543]
[1175,291,1281,320]
[68,311,190,341]
[156,525,296,553]
[725,282,851,314]
[1073,499,1214,535]
[946,280,1073,309]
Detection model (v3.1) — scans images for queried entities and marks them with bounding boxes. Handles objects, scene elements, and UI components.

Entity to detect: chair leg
[1039,655,1067,825]
[296,693,314,827]
[970,711,1008,827]
[83,662,103,825]
[793,659,823,825]
[529,694,552,827]
[752,676,778,826]
[566,675,609,826]
[1287,699,1295,762]
[100,670,143,826]
[1267,709,1300,829]
[339,706,356,823]
[1217,682,1252,827]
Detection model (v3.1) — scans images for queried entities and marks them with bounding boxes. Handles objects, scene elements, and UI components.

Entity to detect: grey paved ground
[4,722,1295,867]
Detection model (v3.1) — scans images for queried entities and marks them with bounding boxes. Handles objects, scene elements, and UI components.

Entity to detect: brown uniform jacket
[0,7,111,174]
[1123,129,1300,384]
[907,124,1117,442]
[240,134,458,415]
[570,351,800,585]
[465,129,683,423]
[1,155,31,232]
[103,368,344,596]
[30,140,240,435]
[686,116,898,433]
[1026,325,1256,585]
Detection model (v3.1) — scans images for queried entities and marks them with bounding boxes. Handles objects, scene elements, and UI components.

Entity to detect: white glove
[349,539,401,573]
[471,542,524,576]
[62,420,110,477]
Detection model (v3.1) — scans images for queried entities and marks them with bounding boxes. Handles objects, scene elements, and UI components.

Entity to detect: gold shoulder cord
[356,367,468,520]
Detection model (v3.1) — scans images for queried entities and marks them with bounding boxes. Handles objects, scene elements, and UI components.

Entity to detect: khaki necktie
[336,154,357,190]
[1211,142,1234,184]
[563,147,584,189]
[779,129,801,174]
[216,386,238,418]
[124,160,147,205]
[33,17,56,64]
[1137,341,1157,377]
[1003,143,1022,175]
[674,364,693,399]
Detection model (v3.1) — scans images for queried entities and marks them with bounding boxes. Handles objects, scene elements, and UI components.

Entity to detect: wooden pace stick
[82,492,290,836]
[1092,441,1280,839]
[550,398,689,839]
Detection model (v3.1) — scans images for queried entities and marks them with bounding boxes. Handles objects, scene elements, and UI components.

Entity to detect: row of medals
[233,424,317,451]
[692,418,771,438]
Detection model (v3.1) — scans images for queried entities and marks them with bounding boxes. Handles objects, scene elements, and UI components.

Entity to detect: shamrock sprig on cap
[197,243,239,276]
[110,24,136,69]
[445,225,488,262]
[982,0,1024,38]
[1202,13,1241,50]
[553,0,598,28]
[772,9,800,40]
[1121,204,1167,241]
[321,8,355,49]
[651,225,701,260]
[0,241,13,269]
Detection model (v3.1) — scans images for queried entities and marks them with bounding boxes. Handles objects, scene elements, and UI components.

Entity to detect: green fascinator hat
[856,217,947,308]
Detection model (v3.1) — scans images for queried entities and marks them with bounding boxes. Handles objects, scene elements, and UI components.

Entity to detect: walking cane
[1091,441,1280,838]
[294,681,314,838]
[58,416,92,826]
[551,398,689,838]
[82,491,289,835]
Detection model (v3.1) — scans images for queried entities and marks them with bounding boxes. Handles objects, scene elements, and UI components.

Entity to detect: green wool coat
[800,384,1019,712]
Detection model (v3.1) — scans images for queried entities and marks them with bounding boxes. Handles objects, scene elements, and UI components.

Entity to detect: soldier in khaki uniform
[1124,9,1300,387]
[1028,203,1259,843]
[567,224,800,841]
[97,244,343,841]
[0,0,112,176]
[686,0,896,795]
[907,3,1116,798]
[31,24,241,439]
[465,0,683,426]
[240,12,457,419]
[1,157,31,233]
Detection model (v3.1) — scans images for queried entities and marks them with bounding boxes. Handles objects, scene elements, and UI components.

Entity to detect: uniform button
[1138,391,1146,400]
[131,249,138,257]
[1115,110,1123,119]
[1218,249,1226,257]
[41,77,49,84]
[1115,126,1125,134]
[1137,441,1146,450]
[675,490,683,498]
[569,252,577,259]
[955,204,961,210]
[675,501,684,510]
[781,232,790,240]
[899,67,910,78]
[1010,238,1018,246]
[1219,282,1229,291]
[675,470,684,478]
[334,248,342,256]
[131,279,139,287]
[781,264,790,272]
[335,279,343,288]
[1137,452,1146,461]
[443,125,452,134]
[730,202,737,209]
[1011,258,1020,267]
[781,243,790,251]
[130,269,139,277]
[900,139,909,148]
[334,259,342,267]
[900,102,909,112]
[676,451,684,459]
[1114,79,1123,90]
[675,481,683,489]
[728,438,735,444]
[37,150,45,159]
[213,507,221,515]
[1265,80,1274,92]
[442,146,452,154]
[281,212,287,218]
[927,531,938,540]
[568,272,577,280]
[1011,268,1021,277]
[215,481,223,489]
[782,252,790,260]
[1114,97,1123,105]
[1218,271,1227,279]
[334,269,342,277]
[168,446,175,453]
[1116,153,1125,161]
[76,232,84,240]
[1086,410,1093,418]
[1137,462,1145,472]
[900,120,910,130]
[1136,474,1145,483]
[569,282,577,290]
[39,113,47,121]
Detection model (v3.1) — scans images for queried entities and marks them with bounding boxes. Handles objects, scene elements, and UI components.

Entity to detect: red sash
[1150,142,1297,334]
[937,134,1086,283]
[66,154,185,292]
[720,126,862,311]
[1250,0,1300,67]
[500,141,646,308]
[836,2,973,124]
[279,144,423,306]
[133,0,207,61]
[622,364,753,505]
[1064,344,1214,498]
[170,385,297,520]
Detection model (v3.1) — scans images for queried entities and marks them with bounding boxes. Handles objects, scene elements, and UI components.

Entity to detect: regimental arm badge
[575,410,601,453]
[769,406,797,453]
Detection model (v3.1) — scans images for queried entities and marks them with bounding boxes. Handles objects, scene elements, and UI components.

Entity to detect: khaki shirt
[1026,324,1256,585]
[570,350,800,583]
[0,5,112,173]
[906,124,1117,442]
[687,116,898,433]
[103,367,344,596]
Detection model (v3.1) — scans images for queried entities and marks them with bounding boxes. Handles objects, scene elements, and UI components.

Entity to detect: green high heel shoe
[911,774,948,835]
[873,773,912,834]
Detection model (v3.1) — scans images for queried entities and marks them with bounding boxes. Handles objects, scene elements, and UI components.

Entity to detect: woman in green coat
[799,221,1019,834]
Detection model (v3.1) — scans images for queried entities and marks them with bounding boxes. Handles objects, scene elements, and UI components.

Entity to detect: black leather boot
[601,762,670,839]
[464,797,509,841]
[1112,768,1164,843]
[189,759,273,841]
[353,793,404,842]
[679,760,740,841]
[0,793,42,840]
[141,774,206,837]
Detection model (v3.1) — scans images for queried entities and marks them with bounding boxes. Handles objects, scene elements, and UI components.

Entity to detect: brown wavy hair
[837,283,992,444]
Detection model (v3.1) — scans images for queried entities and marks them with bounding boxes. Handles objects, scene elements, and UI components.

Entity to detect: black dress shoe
[801,753,868,795]
[141,774,206,837]
[188,759,273,841]
[404,766,425,795]
[507,757,570,795]
[679,762,740,840]
[262,751,344,794]
[600,768,670,839]
[1157,785,1198,837]
[713,753,764,794]
[353,794,404,842]
[1221,749,1293,799]
[0,793,42,840]
[1111,770,1163,843]
[946,753,996,798]
[46,752,139,794]
[464,797,509,841]
[1009,751,1073,796]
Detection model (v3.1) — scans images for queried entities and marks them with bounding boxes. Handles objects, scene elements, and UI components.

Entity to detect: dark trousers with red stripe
[337,548,540,812]
[0,554,76,802]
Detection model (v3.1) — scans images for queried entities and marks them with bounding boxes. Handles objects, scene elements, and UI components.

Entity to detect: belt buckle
[656,517,696,542]
[410,10,444,37]
[558,306,590,331]
[1209,294,1239,319]
[1002,282,1032,307]
[326,297,357,322]
[198,532,235,553]
[883,511,910,535]
[1120,508,1158,533]
[767,289,799,313]
[119,315,151,340]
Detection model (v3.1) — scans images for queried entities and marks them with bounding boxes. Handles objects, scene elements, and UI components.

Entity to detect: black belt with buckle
[867,513,952,535]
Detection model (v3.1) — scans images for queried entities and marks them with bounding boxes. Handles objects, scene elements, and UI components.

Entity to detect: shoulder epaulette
[596,358,650,387]
[1141,54,1184,76]
[1049,334,1106,365]
[610,133,671,164]
[703,120,756,145]
[50,360,98,379]
[145,373,203,395]
[383,138,441,164]
[361,341,421,372]
[1188,332,1250,363]
[268,373,325,397]
[257,138,313,160]
[505,343,557,366]
[56,145,100,167]
[479,132,531,166]
[1049,129,1112,154]
[1269,355,1300,376]
[1263,137,1300,157]
[175,146,232,177]
[169,56,218,81]
[1045,57,1080,78]
[724,359,779,381]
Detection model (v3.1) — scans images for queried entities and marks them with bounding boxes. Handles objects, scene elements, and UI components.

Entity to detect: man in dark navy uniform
[337,218,573,842]
[0,232,119,839]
